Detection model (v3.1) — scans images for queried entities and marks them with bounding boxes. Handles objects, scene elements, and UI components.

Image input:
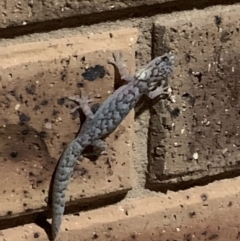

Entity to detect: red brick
[3,175,240,240]
[0,28,138,217]
[148,5,240,188]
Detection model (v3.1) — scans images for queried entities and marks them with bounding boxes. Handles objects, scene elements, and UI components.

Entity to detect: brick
[148,5,240,188]
[0,28,138,218]
[2,175,240,240]
[0,0,174,29]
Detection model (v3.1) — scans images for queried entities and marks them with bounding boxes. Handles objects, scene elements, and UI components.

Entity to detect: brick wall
[1,1,240,241]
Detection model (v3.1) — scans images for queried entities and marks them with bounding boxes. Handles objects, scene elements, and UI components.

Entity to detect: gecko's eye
[161,56,169,62]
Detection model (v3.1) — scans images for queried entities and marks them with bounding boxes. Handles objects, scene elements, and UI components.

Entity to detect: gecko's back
[83,80,141,138]
[83,53,174,139]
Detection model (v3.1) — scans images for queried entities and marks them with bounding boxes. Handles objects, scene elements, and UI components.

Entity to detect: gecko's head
[135,53,175,90]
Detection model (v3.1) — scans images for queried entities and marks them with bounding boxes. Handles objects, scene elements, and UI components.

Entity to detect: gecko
[51,52,175,240]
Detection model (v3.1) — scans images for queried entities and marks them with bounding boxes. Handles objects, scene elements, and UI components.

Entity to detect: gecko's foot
[84,139,108,158]
[76,155,84,165]
[160,85,176,103]
[162,85,170,95]
[107,52,123,65]
[68,95,93,114]
[83,150,107,158]
[108,52,134,82]
[148,84,171,99]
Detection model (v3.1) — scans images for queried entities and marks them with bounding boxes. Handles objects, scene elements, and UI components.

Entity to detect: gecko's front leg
[68,94,94,119]
[108,52,135,82]
[147,80,170,99]
[147,86,169,99]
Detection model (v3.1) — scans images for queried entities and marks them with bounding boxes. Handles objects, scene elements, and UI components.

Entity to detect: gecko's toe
[108,52,123,64]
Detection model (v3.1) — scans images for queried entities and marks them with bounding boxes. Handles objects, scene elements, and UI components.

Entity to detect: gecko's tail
[51,138,86,241]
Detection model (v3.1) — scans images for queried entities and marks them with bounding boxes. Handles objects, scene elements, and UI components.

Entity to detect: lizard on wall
[51,51,175,240]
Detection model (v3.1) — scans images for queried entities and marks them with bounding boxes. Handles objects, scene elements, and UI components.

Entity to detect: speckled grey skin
[51,52,175,240]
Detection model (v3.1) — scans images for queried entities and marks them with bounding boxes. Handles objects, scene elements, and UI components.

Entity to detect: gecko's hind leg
[84,139,107,158]
[92,139,107,156]
[108,52,135,82]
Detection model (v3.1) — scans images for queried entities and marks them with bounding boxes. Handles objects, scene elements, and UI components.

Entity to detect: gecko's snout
[168,53,177,67]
